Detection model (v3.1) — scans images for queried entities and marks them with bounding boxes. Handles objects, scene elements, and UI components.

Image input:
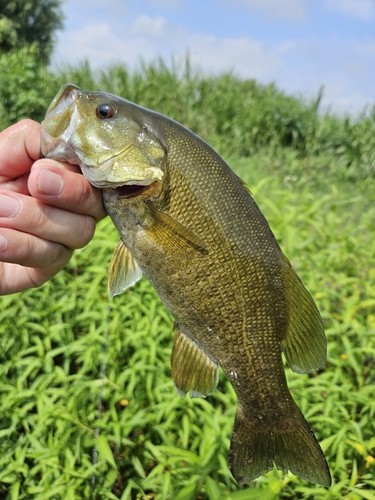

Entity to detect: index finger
[0,119,41,181]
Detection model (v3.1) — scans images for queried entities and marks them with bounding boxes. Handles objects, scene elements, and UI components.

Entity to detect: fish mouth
[115,184,150,198]
[105,180,162,200]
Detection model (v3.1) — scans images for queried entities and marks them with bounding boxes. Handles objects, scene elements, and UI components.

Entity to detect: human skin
[0,119,106,295]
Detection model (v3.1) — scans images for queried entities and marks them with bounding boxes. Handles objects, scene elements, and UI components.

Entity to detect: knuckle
[20,118,37,129]
[74,215,96,249]
[77,176,95,210]
[34,205,47,230]
[76,177,104,221]
[21,235,37,264]
[34,240,72,276]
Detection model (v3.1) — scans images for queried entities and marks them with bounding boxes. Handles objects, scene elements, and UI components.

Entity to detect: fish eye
[96,103,116,119]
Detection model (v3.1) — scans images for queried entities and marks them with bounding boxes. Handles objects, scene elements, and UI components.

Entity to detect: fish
[41,83,331,487]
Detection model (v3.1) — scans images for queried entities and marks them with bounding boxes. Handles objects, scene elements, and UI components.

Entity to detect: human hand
[0,119,107,295]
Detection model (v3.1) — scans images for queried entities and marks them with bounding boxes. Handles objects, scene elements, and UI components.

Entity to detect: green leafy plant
[0,59,374,499]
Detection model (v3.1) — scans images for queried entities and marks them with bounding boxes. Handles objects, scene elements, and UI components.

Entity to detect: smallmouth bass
[41,84,331,487]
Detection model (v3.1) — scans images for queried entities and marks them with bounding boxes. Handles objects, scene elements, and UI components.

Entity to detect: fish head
[41,84,166,198]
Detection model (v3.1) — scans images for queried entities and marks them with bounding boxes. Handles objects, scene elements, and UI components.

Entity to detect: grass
[1,153,374,499]
[0,57,375,498]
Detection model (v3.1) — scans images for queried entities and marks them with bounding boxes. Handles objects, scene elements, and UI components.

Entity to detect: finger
[0,120,40,180]
[0,172,30,195]
[0,261,46,295]
[0,226,72,270]
[0,227,73,293]
[29,160,107,222]
[0,190,96,250]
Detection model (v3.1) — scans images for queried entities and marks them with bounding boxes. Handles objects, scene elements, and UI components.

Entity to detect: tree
[0,45,59,130]
[0,0,64,63]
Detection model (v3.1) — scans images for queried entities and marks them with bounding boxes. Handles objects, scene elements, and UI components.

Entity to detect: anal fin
[171,323,219,398]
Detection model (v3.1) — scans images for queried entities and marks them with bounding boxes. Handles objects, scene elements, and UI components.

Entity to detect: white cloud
[226,0,308,20]
[64,0,128,9]
[187,34,282,78]
[145,0,183,6]
[54,16,282,80]
[52,11,375,114]
[270,37,375,114]
[54,24,143,69]
[130,15,172,38]
[324,0,374,20]
[323,90,368,115]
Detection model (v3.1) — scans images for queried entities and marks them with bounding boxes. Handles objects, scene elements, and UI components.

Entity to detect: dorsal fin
[280,255,326,373]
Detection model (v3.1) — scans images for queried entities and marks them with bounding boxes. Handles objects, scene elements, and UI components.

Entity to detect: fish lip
[80,155,165,189]
[91,179,155,189]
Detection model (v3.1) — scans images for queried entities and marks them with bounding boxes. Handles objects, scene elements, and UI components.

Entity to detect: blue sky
[52,0,375,115]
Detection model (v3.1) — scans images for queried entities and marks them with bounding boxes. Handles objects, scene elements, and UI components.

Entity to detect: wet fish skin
[41,84,331,487]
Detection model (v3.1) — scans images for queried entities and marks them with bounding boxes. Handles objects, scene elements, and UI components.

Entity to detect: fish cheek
[73,121,118,161]
[121,131,166,179]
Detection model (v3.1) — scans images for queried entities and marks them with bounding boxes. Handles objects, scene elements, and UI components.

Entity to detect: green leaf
[349,490,375,500]
[96,434,117,469]
[175,481,198,500]
[132,455,146,479]
[226,487,277,500]
[11,481,20,500]
[205,476,223,500]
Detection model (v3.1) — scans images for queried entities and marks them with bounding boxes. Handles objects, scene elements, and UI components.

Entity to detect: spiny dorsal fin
[141,204,209,256]
[171,323,219,398]
[237,175,252,195]
[280,255,327,373]
[108,240,143,298]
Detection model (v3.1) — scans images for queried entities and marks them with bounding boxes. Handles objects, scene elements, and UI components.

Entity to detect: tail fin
[229,405,331,487]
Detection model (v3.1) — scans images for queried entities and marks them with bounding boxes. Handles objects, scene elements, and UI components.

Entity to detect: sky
[52,0,375,115]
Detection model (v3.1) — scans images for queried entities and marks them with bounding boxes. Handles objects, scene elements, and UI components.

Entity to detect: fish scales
[41,84,331,487]
[145,118,290,400]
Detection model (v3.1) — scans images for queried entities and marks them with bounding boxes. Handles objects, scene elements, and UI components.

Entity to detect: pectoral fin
[171,323,219,398]
[108,240,143,298]
[280,256,327,373]
[141,204,208,256]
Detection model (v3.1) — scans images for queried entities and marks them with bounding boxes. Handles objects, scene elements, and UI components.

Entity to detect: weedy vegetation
[0,55,374,499]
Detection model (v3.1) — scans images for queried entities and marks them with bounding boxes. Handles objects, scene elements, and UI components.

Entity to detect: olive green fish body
[41,85,331,486]
[103,122,329,485]
[104,120,288,393]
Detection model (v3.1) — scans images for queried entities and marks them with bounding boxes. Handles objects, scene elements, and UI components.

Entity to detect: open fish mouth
[115,184,150,198]
[106,180,162,200]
